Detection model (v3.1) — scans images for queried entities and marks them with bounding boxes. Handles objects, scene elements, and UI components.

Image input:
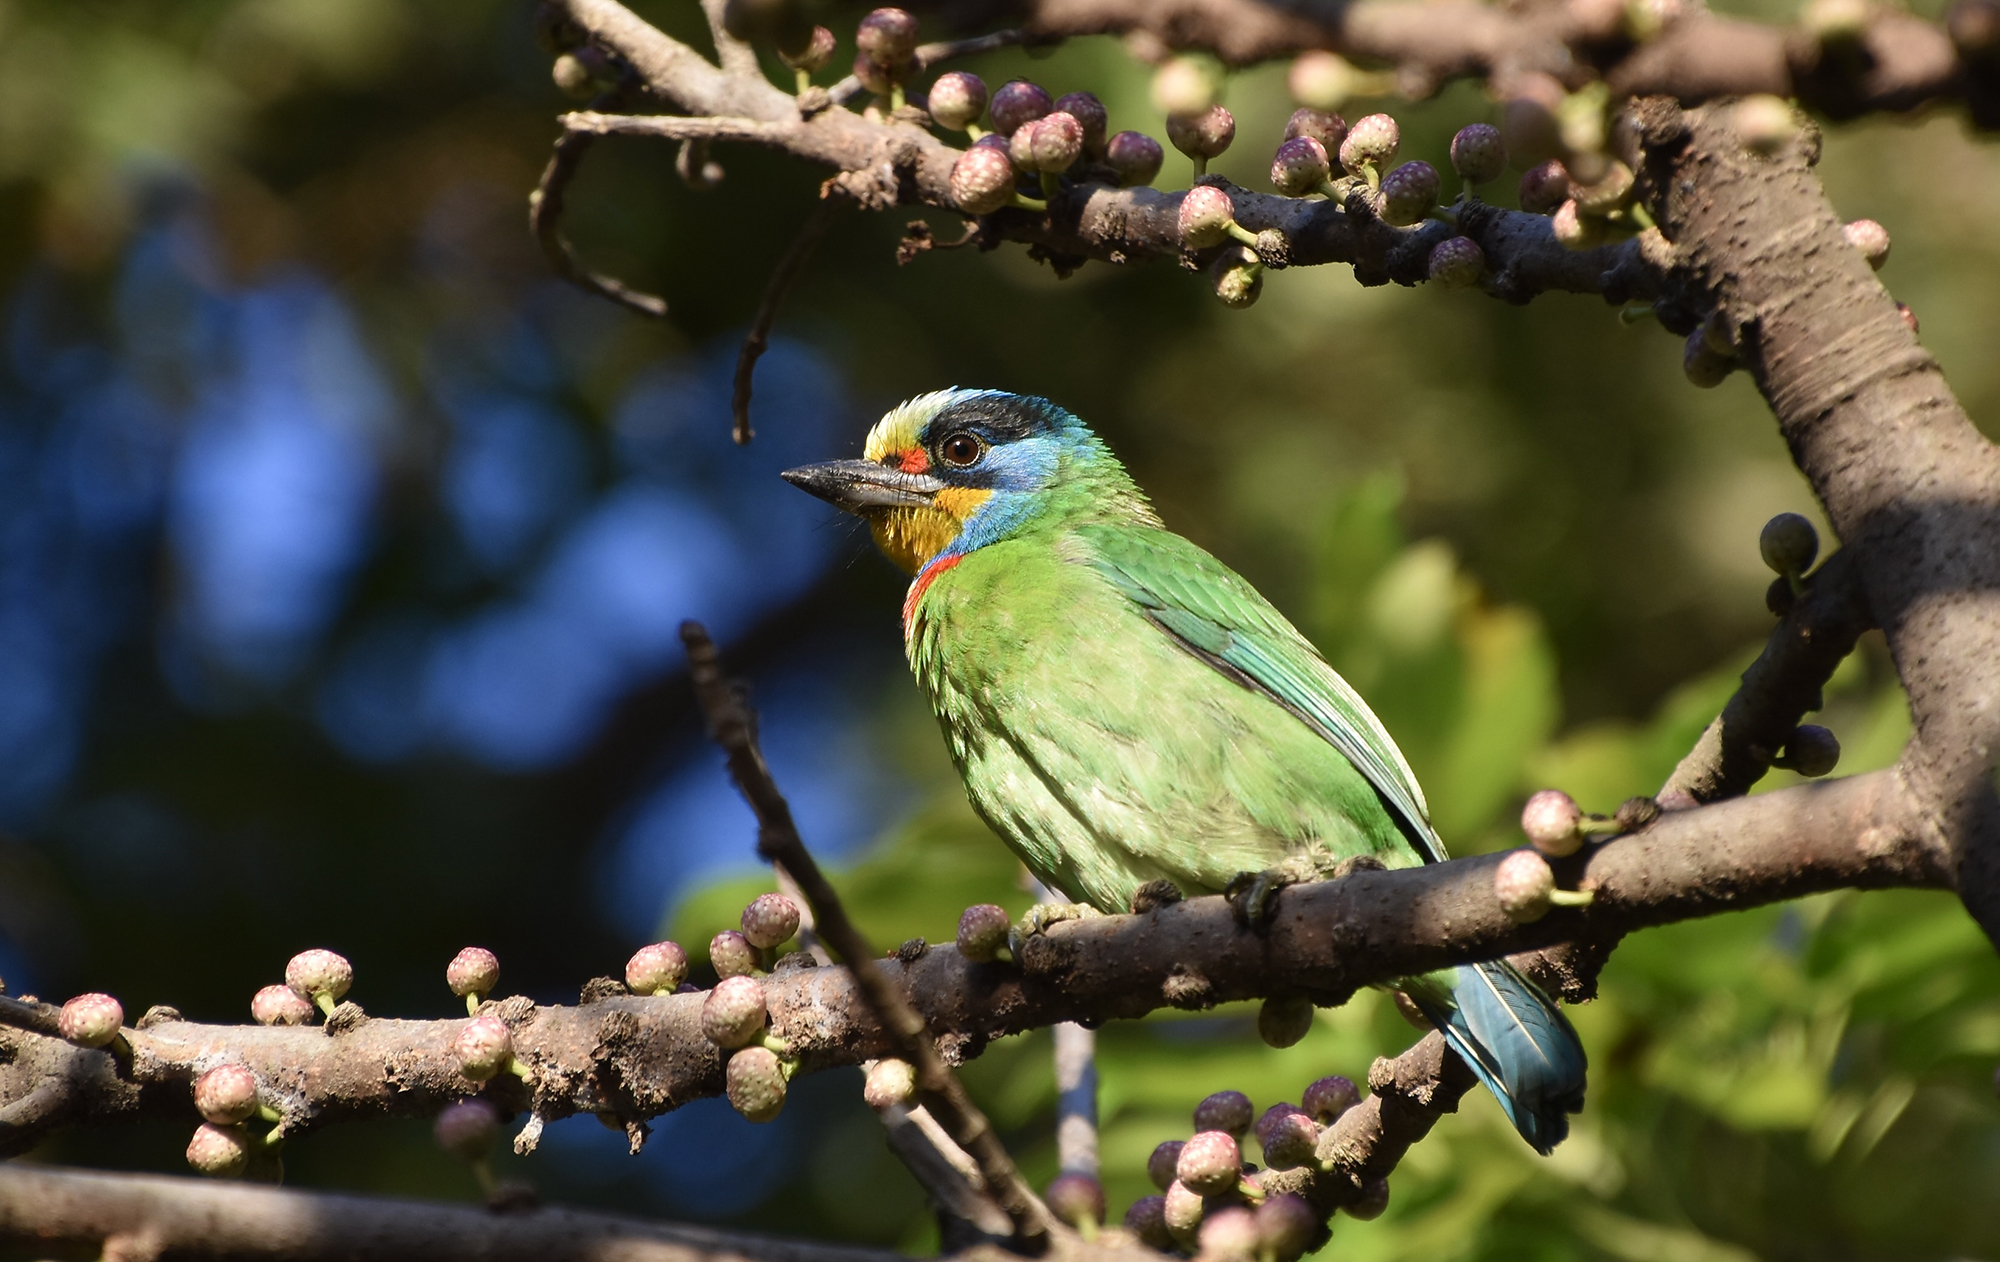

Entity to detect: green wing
[1077,522,1446,865]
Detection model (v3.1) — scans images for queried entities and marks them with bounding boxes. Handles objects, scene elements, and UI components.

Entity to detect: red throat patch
[903,552,962,637]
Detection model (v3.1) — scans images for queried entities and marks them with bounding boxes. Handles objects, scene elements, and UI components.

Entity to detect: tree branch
[529,111,672,319]
[1660,547,1876,809]
[1,766,1952,1155]
[679,622,1052,1250]
[1628,97,2000,945]
[0,1164,910,1262]
[732,196,844,445]
[945,0,1991,124]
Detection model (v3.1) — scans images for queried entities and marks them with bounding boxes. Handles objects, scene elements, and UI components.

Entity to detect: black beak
[780,459,944,513]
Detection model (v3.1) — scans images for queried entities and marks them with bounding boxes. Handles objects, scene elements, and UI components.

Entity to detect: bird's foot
[1008,902,1103,958]
[1226,854,1338,929]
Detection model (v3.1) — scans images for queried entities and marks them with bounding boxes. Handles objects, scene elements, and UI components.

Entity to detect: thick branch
[1631,99,2000,944]
[0,768,1950,1153]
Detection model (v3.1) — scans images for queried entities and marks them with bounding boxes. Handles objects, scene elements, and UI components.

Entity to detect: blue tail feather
[1410,960,1587,1155]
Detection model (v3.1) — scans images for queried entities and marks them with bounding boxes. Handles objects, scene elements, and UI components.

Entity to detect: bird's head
[782,389,1156,574]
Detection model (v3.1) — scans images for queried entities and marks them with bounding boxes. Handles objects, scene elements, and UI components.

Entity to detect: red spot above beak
[898,448,931,474]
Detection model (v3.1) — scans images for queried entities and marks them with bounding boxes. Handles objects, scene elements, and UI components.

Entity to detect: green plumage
[783,388,1585,1152]
[910,521,1421,914]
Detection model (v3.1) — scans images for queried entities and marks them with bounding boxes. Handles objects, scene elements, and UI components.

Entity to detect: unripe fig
[1258,995,1316,1047]
[701,975,768,1049]
[1257,1108,1320,1169]
[434,1097,502,1160]
[1046,1172,1106,1228]
[552,46,615,99]
[1211,246,1263,308]
[1126,1194,1175,1251]
[1303,1075,1361,1123]
[1733,95,1797,156]
[853,51,897,97]
[1104,131,1164,187]
[1683,323,1734,387]
[1179,186,1236,250]
[1572,160,1635,216]
[779,25,836,74]
[726,1045,787,1122]
[626,941,690,996]
[928,71,988,132]
[251,984,313,1027]
[1201,1206,1260,1260]
[950,146,1017,214]
[1029,111,1085,172]
[1148,1139,1185,1190]
[1193,1090,1255,1138]
[1949,0,2000,55]
[1270,136,1331,196]
[1499,73,1564,166]
[58,993,123,1048]
[286,949,352,1008]
[1347,1177,1390,1220]
[1842,218,1890,269]
[1760,512,1820,575]
[989,79,1053,137]
[955,903,1012,960]
[1053,91,1108,157]
[1176,1129,1242,1196]
[863,1057,917,1109]
[1288,50,1359,110]
[1284,107,1348,154]
[1518,160,1572,214]
[1338,113,1399,174]
[1494,849,1557,923]
[446,948,500,1001]
[710,930,761,979]
[1782,725,1841,777]
[1552,199,1603,250]
[1376,160,1440,226]
[1449,123,1508,185]
[855,8,919,67]
[453,1015,515,1082]
[741,893,801,950]
[1428,236,1485,289]
[1162,1180,1206,1245]
[194,1064,259,1125]
[186,1122,252,1177]
[1521,788,1585,857]
[1257,1194,1319,1262]
[1166,105,1235,160]
[1151,56,1217,117]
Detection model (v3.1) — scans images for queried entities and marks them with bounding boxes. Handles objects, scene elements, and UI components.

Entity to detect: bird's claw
[1226,855,1334,929]
[1008,902,1102,958]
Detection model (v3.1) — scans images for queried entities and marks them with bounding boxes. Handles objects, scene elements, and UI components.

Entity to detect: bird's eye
[939,433,983,468]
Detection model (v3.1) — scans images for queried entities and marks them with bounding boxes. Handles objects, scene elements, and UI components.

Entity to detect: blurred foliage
[0,0,1997,1258]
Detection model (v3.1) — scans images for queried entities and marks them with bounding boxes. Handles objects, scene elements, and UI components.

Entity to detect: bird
[781,388,1586,1153]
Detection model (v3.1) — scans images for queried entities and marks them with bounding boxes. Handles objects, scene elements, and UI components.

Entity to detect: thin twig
[0,1163,907,1262]
[679,621,1052,1250]
[1659,549,1876,807]
[529,99,671,319]
[1052,1023,1098,1179]
[827,29,1050,106]
[732,197,844,444]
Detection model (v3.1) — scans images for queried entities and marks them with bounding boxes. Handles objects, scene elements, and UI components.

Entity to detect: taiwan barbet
[783,389,1586,1152]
